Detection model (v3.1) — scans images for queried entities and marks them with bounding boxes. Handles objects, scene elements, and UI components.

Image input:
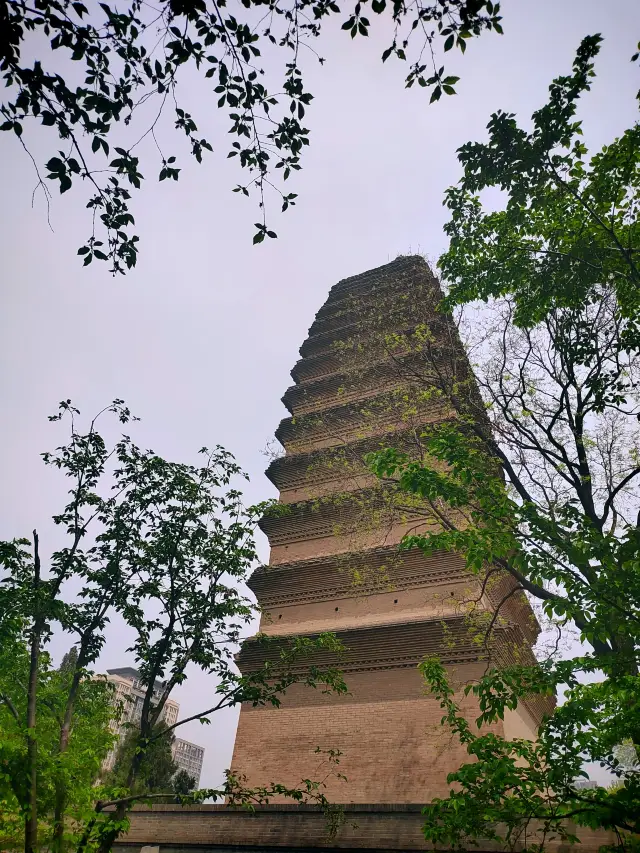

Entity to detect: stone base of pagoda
[114,803,615,852]
[231,618,549,804]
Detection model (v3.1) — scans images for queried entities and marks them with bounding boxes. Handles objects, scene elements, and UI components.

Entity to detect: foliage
[0,401,347,853]
[1,0,502,271]
[439,33,640,344]
[80,748,348,851]
[172,769,196,796]
[0,638,116,852]
[107,723,177,794]
[367,37,640,850]
[419,657,640,847]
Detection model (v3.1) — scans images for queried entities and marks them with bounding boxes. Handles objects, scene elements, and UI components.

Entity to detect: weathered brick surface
[232,663,506,803]
[116,805,615,852]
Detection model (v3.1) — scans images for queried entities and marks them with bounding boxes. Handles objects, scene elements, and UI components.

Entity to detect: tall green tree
[369,36,640,849]
[172,769,197,797]
[107,722,177,794]
[0,637,116,852]
[0,401,347,853]
[1,0,503,271]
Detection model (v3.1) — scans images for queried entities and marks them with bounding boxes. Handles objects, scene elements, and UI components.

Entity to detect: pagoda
[230,256,546,804]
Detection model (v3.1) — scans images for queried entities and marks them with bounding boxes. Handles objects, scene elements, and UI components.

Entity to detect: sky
[1,0,639,788]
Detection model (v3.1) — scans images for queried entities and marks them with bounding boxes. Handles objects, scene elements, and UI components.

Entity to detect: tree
[172,769,196,797]
[0,400,347,853]
[107,722,177,794]
[367,36,640,848]
[0,636,116,853]
[1,0,503,272]
[439,32,640,344]
[58,647,79,675]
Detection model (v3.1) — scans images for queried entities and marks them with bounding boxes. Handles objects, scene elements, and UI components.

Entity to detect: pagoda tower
[231,257,547,804]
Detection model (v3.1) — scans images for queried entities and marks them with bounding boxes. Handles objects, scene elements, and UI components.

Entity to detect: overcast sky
[1,0,639,788]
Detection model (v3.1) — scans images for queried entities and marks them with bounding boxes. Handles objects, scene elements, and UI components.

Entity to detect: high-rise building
[172,738,205,787]
[101,666,180,772]
[230,257,551,803]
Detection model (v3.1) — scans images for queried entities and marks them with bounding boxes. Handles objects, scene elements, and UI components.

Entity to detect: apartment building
[101,666,180,772]
[172,738,205,787]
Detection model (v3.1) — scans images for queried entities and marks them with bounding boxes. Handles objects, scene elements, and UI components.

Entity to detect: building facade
[230,256,551,803]
[172,738,205,787]
[101,667,180,772]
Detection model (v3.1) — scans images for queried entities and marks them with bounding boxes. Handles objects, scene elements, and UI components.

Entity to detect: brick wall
[115,804,616,852]
[231,663,518,803]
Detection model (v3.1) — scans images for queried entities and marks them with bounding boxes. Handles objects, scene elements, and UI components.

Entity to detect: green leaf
[46,157,64,172]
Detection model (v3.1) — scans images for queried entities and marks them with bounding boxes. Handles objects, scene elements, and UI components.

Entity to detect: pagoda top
[328,255,432,300]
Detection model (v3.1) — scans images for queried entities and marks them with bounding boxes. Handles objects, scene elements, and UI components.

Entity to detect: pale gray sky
[1,0,639,788]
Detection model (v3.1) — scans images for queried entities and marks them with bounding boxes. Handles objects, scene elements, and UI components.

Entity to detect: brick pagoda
[229,256,546,805]
[119,258,604,851]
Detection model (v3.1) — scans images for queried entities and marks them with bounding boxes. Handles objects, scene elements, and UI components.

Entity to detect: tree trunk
[74,814,97,853]
[25,530,41,853]
[52,662,84,852]
[52,792,65,853]
[95,731,146,853]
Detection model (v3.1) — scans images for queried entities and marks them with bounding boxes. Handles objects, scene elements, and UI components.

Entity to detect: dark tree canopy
[108,722,178,794]
[172,769,196,796]
[1,0,502,272]
[58,646,79,675]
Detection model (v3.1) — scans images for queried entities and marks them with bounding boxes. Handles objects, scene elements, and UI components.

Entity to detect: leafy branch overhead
[439,33,640,330]
[1,0,502,271]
